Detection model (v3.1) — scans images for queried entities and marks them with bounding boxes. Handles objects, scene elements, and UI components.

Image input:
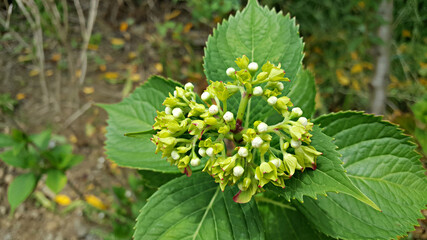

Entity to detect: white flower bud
[270,158,282,168]
[173,90,177,97]
[171,150,180,160]
[198,148,206,157]
[290,139,301,148]
[267,96,277,105]
[233,166,244,177]
[238,147,249,157]
[292,107,303,117]
[257,122,268,133]
[277,82,284,91]
[201,91,211,101]
[298,117,308,127]
[172,108,183,118]
[190,157,201,167]
[223,111,234,122]
[226,67,235,77]
[252,136,263,148]
[184,82,194,91]
[165,106,172,115]
[209,105,219,115]
[253,86,263,96]
[248,62,258,71]
[254,174,259,180]
[206,147,215,157]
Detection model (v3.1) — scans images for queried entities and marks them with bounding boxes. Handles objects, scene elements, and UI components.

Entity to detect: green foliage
[297,111,427,239]
[0,129,83,212]
[134,172,264,240]
[100,75,186,172]
[102,0,426,239]
[0,93,18,114]
[7,172,37,213]
[204,0,304,124]
[268,126,379,210]
[178,0,241,24]
[257,193,332,239]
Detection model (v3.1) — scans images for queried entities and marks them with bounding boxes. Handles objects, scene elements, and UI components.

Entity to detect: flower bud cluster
[151,55,321,203]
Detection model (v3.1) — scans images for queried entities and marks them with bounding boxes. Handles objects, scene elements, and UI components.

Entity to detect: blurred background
[0,0,426,239]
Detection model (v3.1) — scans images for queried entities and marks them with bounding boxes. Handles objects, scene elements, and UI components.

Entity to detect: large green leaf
[204,0,304,124]
[257,194,333,240]
[46,169,67,194]
[288,69,316,118]
[134,172,265,240]
[100,75,182,172]
[268,126,379,211]
[7,172,37,213]
[296,112,427,239]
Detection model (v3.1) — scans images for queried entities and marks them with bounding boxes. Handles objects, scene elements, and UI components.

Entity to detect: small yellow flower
[85,195,107,210]
[55,194,72,206]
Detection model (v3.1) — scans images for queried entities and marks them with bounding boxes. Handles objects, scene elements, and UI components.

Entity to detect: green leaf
[0,133,15,147]
[288,69,316,118]
[100,75,182,172]
[257,194,333,240]
[268,126,380,211]
[296,112,427,239]
[204,0,304,124]
[7,172,37,213]
[134,172,265,240]
[29,129,51,150]
[0,149,28,168]
[46,169,67,194]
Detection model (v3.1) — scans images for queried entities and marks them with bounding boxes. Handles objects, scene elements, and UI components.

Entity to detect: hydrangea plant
[101,0,427,239]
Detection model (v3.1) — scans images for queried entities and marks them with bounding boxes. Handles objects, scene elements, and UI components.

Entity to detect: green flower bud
[248,62,258,72]
[235,55,249,69]
[218,125,230,134]
[201,91,211,101]
[198,148,206,157]
[172,108,183,118]
[190,157,201,167]
[267,96,277,105]
[226,67,236,77]
[185,82,194,91]
[204,117,218,126]
[233,166,244,177]
[253,86,263,96]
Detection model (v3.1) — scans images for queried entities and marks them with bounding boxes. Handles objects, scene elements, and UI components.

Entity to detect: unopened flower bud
[298,117,308,127]
[198,148,206,157]
[292,107,303,117]
[206,147,215,157]
[238,147,249,157]
[201,92,211,101]
[190,157,201,166]
[270,158,282,168]
[165,106,172,115]
[184,82,194,91]
[226,67,235,77]
[290,139,301,148]
[233,166,244,177]
[257,122,268,133]
[277,82,284,91]
[172,108,183,118]
[267,96,277,105]
[171,150,180,160]
[254,174,259,180]
[253,86,263,96]
[252,136,263,148]
[223,111,234,122]
[209,105,219,115]
[248,62,258,71]
[173,90,177,97]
